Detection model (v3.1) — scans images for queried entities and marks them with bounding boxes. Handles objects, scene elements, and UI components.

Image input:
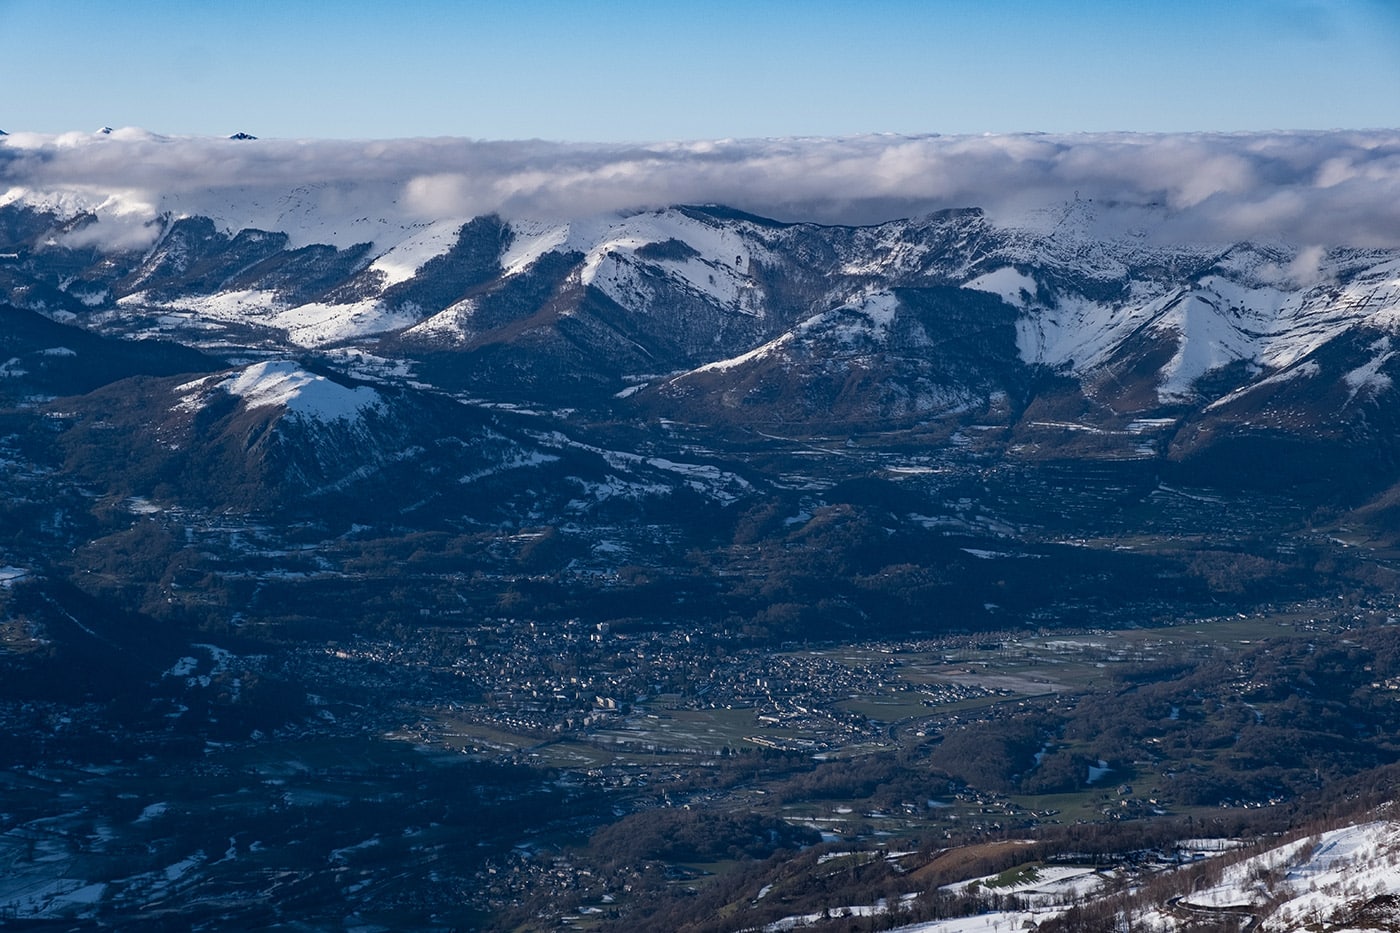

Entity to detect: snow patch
[273,298,421,348]
[815,291,900,344]
[403,298,477,344]
[692,332,794,373]
[134,802,169,823]
[1185,819,1400,925]
[218,361,383,421]
[1215,359,1319,409]
[966,266,1037,307]
[368,219,468,286]
[1344,337,1395,401]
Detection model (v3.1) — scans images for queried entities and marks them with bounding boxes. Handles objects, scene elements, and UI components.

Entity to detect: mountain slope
[52,361,561,518]
[5,198,1400,509]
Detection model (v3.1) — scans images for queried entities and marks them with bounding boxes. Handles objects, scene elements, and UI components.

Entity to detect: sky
[1,0,1398,141]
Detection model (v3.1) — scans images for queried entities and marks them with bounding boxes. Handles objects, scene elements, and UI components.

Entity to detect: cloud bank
[3,128,1400,251]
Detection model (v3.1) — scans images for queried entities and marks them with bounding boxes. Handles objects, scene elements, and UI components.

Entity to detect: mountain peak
[218,361,382,421]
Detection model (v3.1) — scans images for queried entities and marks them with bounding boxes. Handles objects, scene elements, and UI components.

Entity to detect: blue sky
[2,0,1398,140]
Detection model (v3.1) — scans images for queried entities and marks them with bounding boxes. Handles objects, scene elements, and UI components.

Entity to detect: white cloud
[3,128,1400,251]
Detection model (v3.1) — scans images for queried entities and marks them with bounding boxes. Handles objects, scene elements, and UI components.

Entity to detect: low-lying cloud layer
[3,129,1399,251]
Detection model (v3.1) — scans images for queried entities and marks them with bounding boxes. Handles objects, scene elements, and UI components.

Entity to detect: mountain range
[3,191,1400,528]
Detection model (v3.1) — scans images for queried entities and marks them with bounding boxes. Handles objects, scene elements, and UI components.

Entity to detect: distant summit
[229,132,257,140]
[97,126,113,135]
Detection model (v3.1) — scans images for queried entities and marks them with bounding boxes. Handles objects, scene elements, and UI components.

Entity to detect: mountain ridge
[6,198,1400,519]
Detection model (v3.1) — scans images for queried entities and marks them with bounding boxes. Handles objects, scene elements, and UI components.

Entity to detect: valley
[2,591,1397,930]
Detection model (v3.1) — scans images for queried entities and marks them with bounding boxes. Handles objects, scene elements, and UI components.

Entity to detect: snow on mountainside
[367,219,471,287]
[499,211,767,310]
[655,286,1025,425]
[55,359,595,517]
[1179,820,1400,926]
[47,352,755,521]
[6,175,1400,443]
[1010,241,1400,404]
[177,360,383,421]
[125,287,423,348]
[400,209,770,348]
[849,818,1400,933]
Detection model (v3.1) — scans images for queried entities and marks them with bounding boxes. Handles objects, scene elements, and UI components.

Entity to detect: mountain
[0,302,220,397]
[645,286,1027,428]
[49,357,754,526]
[4,196,1399,507]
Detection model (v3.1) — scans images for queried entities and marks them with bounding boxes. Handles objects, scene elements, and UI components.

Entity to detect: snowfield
[175,361,384,422]
[1186,820,1400,929]
[855,821,1400,933]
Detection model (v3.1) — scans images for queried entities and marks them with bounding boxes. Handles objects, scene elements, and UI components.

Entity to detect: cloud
[3,128,1400,251]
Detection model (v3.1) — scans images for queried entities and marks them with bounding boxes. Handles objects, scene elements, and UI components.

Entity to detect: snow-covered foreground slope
[178,360,384,421]
[873,819,1400,933]
[1176,820,1400,931]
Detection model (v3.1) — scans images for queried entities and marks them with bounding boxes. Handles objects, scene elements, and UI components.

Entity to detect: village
[301,617,1027,763]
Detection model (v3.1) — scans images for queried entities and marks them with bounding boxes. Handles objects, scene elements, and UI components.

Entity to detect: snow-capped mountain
[904,817,1400,933]
[50,359,569,517]
[9,195,1396,399]
[5,188,1400,517]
